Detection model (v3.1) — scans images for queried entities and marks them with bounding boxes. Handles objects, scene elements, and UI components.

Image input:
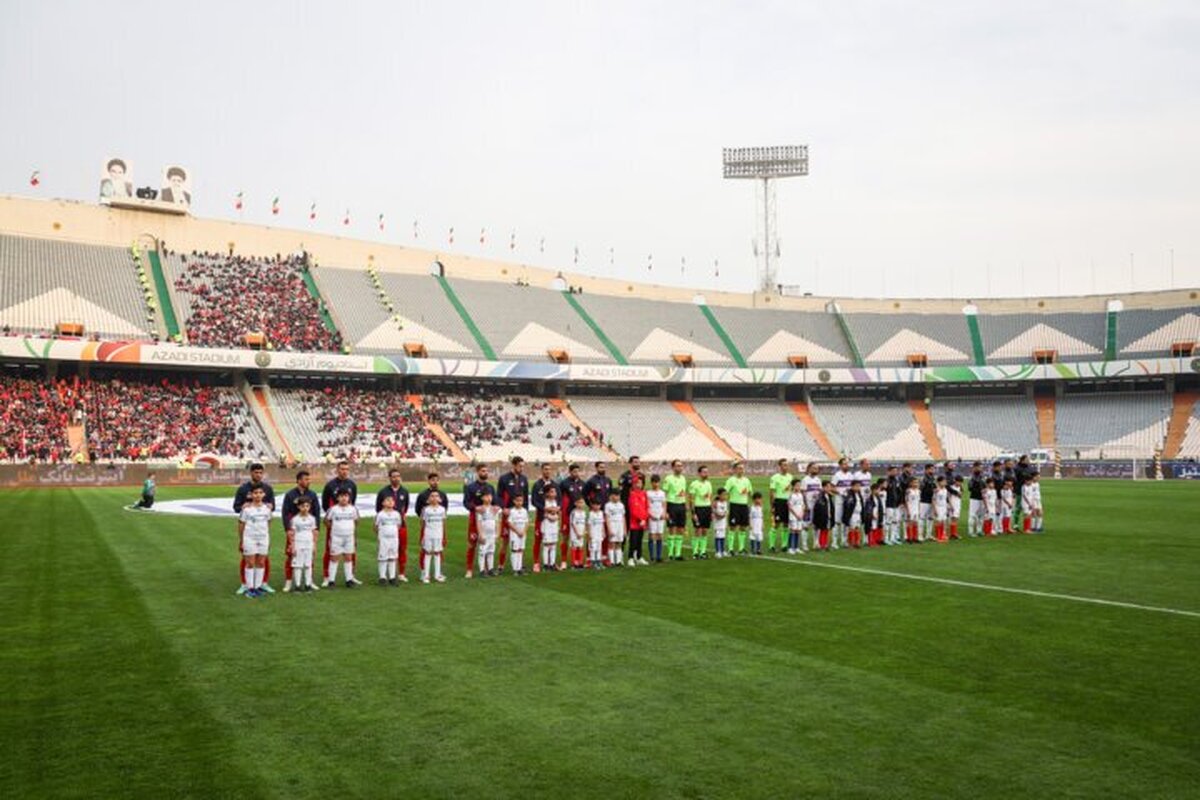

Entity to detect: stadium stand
[809,396,933,459]
[1054,391,1171,458]
[78,375,272,461]
[690,399,826,460]
[977,311,1107,363]
[271,386,447,462]
[309,266,395,352]
[1177,407,1200,459]
[422,391,607,462]
[370,274,479,358]
[843,312,974,365]
[447,278,615,363]
[1116,308,1199,358]
[564,396,731,460]
[0,234,156,339]
[569,294,733,365]
[931,396,1041,459]
[0,374,71,462]
[163,251,343,351]
[699,304,853,367]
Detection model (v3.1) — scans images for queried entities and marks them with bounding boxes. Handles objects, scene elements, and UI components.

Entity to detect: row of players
[232,455,1047,596]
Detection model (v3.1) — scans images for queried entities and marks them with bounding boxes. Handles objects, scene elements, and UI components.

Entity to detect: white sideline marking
[759,555,1200,619]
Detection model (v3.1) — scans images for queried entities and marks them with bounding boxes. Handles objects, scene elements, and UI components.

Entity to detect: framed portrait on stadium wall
[99,157,134,200]
[160,165,192,207]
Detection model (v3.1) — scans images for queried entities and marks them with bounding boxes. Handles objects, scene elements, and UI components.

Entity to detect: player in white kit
[238,486,272,597]
[475,491,499,577]
[324,489,361,588]
[932,476,949,542]
[787,479,807,554]
[801,464,823,550]
[712,488,729,558]
[831,458,853,549]
[604,490,627,566]
[420,492,447,583]
[646,475,667,563]
[748,493,765,556]
[904,479,921,544]
[541,503,561,571]
[1021,472,1043,532]
[586,501,606,569]
[506,494,530,575]
[287,497,319,592]
[375,494,403,585]
[982,479,999,536]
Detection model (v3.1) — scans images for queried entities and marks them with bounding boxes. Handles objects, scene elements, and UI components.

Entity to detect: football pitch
[2,479,1197,798]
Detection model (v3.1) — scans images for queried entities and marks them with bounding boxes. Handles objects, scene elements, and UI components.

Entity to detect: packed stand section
[272,386,447,462]
[170,251,343,352]
[422,390,604,461]
[77,375,270,461]
[0,374,72,462]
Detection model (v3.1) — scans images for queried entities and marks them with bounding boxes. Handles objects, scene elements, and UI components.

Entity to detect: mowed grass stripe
[757,554,1200,617]
[536,547,1200,757]
[0,490,264,799]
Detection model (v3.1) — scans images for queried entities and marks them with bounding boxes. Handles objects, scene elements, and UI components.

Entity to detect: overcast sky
[1,0,1197,298]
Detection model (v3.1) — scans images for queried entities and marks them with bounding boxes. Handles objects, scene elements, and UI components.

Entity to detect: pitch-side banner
[0,336,1193,385]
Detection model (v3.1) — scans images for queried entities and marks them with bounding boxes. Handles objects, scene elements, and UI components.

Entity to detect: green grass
[2,480,1198,798]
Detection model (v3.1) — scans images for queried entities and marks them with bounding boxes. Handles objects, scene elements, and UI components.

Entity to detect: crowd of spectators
[422,390,596,454]
[172,251,343,352]
[77,376,270,462]
[2,373,269,463]
[0,375,72,462]
[290,386,447,461]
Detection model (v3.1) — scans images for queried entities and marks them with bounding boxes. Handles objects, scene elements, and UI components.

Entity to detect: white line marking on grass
[759,555,1200,618]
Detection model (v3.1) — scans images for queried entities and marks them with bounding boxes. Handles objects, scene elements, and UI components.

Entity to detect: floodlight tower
[722,145,808,292]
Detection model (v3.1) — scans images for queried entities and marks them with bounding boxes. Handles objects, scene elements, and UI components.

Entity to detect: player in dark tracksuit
[558,464,587,566]
[919,466,937,541]
[320,461,358,583]
[531,463,558,573]
[375,469,411,580]
[885,466,904,545]
[463,464,495,578]
[496,456,529,570]
[234,463,276,591]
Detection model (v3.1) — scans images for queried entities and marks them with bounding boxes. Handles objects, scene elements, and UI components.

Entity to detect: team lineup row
[228,454,1048,597]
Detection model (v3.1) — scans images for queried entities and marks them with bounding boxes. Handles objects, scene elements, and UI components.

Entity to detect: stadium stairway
[146,248,182,341]
[300,266,341,339]
[244,384,293,463]
[966,312,987,365]
[561,292,627,364]
[908,399,946,460]
[1162,390,1200,459]
[671,400,742,459]
[405,394,470,462]
[548,398,621,459]
[697,305,748,367]
[434,275,497,360]
[786,400,840,459]
[832,306,865,367]
[1105,306,1119,361]
[1035,393,1057,450]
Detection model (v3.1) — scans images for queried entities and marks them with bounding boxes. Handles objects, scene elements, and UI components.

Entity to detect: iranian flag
[448,226,455,245]
[343,209,351,226]
[310,202,317,221]
[29,170,40,187]
[378,213,385,231]
[509,231,516,251]
[479,227,486,245]
[234,191,244,211]
[412,219,419,239]
[271,196,280,215]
